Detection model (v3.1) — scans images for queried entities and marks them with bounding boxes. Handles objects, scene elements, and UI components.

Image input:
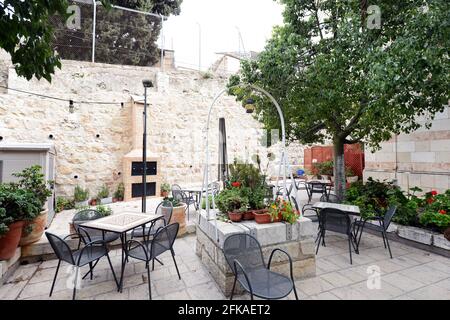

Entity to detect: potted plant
[346,167,358,183]
[12,166,53,246]
[56,196,75,213]
[216,187,248,222]
[0,183,42,259]
[113,182,125,202]
[97,184,112,204]
[162,197,187,236]
[160,182,171,198]
[74,185,89,207]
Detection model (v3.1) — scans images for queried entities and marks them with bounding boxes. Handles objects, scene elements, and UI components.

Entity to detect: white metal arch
[198,84,296,242]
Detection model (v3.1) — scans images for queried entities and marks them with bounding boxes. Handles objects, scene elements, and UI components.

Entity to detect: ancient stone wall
[364,106,450,193]
[0,57,304,198]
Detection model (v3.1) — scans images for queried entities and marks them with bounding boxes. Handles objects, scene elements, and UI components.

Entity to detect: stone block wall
[0,56,304,198]
[364,106,450,193]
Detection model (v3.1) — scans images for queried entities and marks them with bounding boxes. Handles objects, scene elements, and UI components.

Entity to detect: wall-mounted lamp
[69,100,74,113]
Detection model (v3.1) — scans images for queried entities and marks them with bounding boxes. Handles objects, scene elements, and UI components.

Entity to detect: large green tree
[229,0,449,199]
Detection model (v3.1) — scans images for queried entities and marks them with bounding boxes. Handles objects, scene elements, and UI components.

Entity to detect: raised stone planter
[397,225,434,245]
[195,210,316,296]
[433,234,450,250]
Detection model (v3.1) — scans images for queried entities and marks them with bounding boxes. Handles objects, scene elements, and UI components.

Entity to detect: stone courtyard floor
[1,226,449,300]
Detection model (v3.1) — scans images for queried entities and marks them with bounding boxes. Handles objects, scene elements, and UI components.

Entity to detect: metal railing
[50,0,166,70]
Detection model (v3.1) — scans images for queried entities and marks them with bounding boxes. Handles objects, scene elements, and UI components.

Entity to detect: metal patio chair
[316,208,359,264]
[223,233,298,300]
[73,209,120,244]
[131,201,173,240]
[353,206,397,258]
[45,231,119,300]
[123,223,181,300]
[172,184,196,220]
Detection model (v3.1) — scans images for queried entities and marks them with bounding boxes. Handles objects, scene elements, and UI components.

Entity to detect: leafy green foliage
[216,188,249,214]
[229,0,450,199]
[419,190,450,230]
[96,184,110,199]
[56,196,75,213]
[160,182,171,193]
[74,186,89,202]
[95,204,113,217]
[0,0,181,81]
[114,182,125,200]
[163,197,182,207]
[12,165,53,210]
[269,198,298,224]
[0,184,42,235]
[345,179,450,232]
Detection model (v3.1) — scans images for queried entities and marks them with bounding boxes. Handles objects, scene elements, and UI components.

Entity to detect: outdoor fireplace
[123,97,161,201]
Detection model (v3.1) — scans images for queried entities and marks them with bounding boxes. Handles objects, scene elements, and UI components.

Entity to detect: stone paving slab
[1,219,449,300]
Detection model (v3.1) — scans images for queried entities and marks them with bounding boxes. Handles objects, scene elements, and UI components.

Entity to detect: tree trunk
[333,138,346,200]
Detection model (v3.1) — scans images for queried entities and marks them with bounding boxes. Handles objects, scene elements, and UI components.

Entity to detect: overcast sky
[161,0,284,71]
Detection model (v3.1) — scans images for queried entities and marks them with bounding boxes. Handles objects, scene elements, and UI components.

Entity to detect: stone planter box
[397,225,434,245]
[396,225,449,251]
[100,197,113,205]
[433,234,450,250]
[195,210,316,296]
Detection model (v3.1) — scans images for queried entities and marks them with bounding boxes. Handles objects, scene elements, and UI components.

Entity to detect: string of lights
[0,85,124,106]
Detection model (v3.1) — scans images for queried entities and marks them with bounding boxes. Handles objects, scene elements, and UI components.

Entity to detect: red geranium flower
[430,190,438,196]
[427,198,434,204]
[439,210,447,215]
[231,181,241,188]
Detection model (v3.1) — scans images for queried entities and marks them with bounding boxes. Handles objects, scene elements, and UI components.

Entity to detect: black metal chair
[172,184,196,220]
[123,223,181,300]
[353,206,397,258]
[306,181,328,203]
[45,232,119,300]
[316,208,358,264]
[276,183,294,198]
[290,196,300,212]
[320,193,340,203]
[223,233,298,300]
[131,201,173,240]
[73,209,119,244]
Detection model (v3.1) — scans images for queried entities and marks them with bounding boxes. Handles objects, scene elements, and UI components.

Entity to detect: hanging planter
[243,98,255,114]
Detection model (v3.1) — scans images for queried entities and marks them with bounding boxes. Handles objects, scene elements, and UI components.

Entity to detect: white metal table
[81,212,162,292]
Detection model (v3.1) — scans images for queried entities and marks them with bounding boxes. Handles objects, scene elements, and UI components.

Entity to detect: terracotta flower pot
[254,210,281,224]
[0,221,24,260]
[168,203,187,236]
[228,211,243,222]
[19,209,48,246]
[254,213,272,224]
[242,210,255,220]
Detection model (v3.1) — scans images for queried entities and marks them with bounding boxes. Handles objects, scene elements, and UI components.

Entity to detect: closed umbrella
[218,118,228,183]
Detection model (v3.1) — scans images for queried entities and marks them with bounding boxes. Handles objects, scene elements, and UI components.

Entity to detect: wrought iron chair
[223,233,298,300]
[353,206,397,258]
[172,184,196,220]
[306,181,328,203]
[131,201,173,240]
[45,231,119,300]
[320,193,341,203]
[123,223,181,300]
[73,209,120,244]
[316,208,358,264]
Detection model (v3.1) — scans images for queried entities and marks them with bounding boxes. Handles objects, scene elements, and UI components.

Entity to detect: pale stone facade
[364,106,450,193]
[0,56,304,198]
